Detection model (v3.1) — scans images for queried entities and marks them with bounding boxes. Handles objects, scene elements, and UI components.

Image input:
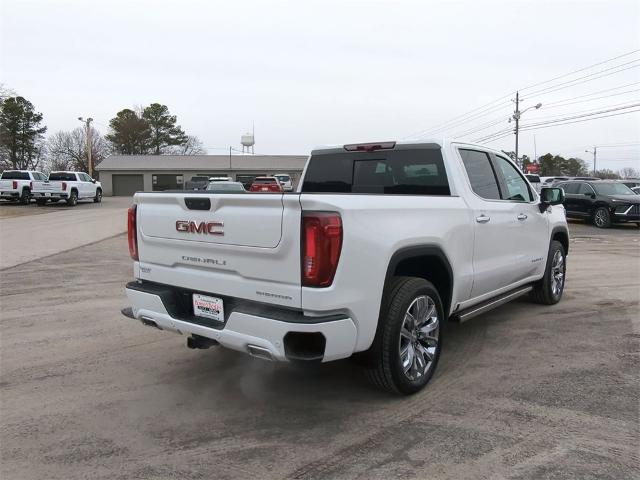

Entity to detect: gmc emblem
[176,220,224,235]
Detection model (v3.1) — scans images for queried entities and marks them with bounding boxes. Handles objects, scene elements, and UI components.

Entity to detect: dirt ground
[0,220,638,479]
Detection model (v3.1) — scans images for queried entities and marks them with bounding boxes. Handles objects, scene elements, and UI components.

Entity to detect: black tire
[93,188,102,203]
[593,206,611,228]
[35,199,48,206]
[20,188,30,205]
[66,190,78,206]
[363,276,444,395]
[530,240,566,305]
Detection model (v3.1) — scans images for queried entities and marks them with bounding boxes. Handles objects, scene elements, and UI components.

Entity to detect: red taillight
[127,205,138,261]
[344,141,396,152]
[12,180,17,189]
[301,212,342,287]
[61,182,67,191]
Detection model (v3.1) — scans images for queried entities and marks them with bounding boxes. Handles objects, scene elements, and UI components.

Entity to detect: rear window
[48,172,77,181]
[302,148,450,195]
[253,178,278,184]
[1,171,30,180]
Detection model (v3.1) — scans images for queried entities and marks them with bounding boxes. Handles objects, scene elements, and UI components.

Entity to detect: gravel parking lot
[1,213,638,479]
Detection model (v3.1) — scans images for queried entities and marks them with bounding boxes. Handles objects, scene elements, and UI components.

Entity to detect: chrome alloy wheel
[399,295,439,381]
[550,250,565,298]
[594,209,607,227]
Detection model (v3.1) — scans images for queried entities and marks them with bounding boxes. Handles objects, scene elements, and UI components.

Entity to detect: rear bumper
[0,191,20,198]
[124,282,357,362]
[32,191,67,199]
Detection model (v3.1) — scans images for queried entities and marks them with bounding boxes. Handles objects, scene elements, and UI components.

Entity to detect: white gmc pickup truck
[0,170,48,204]
[31,171,102,206]
[122,140,569,394]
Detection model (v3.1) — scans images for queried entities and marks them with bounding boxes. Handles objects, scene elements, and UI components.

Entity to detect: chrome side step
[452,285,533,323]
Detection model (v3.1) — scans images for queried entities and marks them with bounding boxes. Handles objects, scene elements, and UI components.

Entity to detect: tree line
[0,84,205,173]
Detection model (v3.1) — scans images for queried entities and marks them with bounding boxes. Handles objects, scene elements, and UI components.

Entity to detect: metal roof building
[95,154,308,196]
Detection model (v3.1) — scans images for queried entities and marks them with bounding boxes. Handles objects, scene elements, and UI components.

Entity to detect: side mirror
[539,187,564,212]
[91,179,96,184]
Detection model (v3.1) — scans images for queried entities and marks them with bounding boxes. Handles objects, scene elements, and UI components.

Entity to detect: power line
[542,81,640,106]
[542,88,640,110]
[517,49,640,93]
[477,107,640,143]
[523,62,640,99]
[404,49,640,139]
[523,99,640,123]
[521,103,640,127]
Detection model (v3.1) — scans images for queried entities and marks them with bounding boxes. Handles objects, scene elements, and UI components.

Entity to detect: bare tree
[165,135,206,155]
[45,127,111,173]
[618,167,640,179]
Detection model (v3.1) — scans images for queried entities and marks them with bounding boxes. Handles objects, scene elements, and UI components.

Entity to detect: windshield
[275,175,290,181]
[593,183,635,195]
[190,176,209,182]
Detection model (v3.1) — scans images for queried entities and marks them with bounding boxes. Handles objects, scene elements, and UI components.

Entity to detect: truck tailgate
[134,192,303,308]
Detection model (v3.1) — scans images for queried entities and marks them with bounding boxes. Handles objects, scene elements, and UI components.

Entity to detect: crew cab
[557,179,640,228]
[0,170,47,204]
[122,140,568,394]
[31,171,102,206]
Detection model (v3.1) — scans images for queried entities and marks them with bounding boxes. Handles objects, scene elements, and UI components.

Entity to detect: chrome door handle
[476,215,490,223]
[517,214,528,221]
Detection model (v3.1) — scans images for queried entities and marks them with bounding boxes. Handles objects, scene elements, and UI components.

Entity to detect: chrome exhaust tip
[140,316,163,330]
[247,345,274,361]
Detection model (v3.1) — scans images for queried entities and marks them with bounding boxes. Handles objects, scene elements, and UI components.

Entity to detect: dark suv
[557,180,640,228]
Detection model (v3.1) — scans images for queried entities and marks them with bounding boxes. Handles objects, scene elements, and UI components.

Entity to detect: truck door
[491,154,549,282]
[458,148,524,298]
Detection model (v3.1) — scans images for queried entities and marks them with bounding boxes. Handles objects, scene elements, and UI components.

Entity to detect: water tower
[241,125,255,154]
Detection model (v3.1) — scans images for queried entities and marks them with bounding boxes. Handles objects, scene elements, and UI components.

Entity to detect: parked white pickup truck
[31,171,102,206]
[122,139,569,394]
[0,170,48,204]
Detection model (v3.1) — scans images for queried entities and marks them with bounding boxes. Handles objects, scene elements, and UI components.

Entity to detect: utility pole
[510,93,541,170]
[585,146,597,175]
[78,117,94,177]
[513,91,520,168]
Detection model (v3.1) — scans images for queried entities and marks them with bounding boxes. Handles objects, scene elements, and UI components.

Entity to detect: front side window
[494,156,533,202]
[459,149,501,200]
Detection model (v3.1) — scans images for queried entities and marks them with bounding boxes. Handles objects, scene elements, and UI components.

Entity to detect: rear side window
[459,149,501,200]
[48,172,77,181]
[559,182,579,194]
[302,148,450,195]
[1,171,29,180]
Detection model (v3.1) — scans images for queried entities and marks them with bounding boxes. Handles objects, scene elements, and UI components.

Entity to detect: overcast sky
[2,0,639,170]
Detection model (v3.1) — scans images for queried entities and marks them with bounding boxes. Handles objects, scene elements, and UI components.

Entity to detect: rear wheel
[593,207,611,228]
[530,240,566,305]
[20,188,30,205]
[66,190,78,206]
[364,277,443,395]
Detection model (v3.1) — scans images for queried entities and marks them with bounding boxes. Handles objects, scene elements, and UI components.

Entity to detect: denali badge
[176,220,224,235]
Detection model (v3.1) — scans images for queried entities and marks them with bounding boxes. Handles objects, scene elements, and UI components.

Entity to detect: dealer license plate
[192,294,224,322]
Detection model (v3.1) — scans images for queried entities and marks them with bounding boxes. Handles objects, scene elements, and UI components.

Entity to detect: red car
[249,177,284,193]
